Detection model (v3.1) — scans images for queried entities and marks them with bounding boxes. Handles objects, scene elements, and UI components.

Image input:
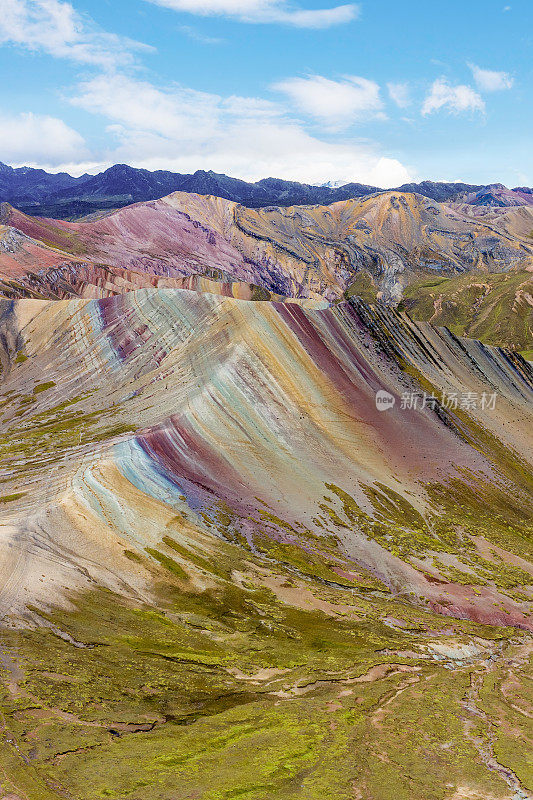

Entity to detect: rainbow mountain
[0,188,532,800]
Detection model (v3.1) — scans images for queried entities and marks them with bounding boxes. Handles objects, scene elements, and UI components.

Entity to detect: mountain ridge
[1,189,532,312]
[0,186,532,799]
[0,286,532,798]
[3,160,532,219]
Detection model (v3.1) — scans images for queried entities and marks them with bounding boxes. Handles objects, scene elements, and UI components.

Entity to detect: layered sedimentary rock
[346,268,533,355]
[0,289,532,798]
[0,261,308,303]
[2,191,533,303]
[1,289,531,626]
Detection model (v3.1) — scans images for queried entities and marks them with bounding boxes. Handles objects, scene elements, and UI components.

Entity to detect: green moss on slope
[400,270,533,353]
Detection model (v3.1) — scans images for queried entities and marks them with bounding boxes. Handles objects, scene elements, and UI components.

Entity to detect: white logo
[375,390,396,411]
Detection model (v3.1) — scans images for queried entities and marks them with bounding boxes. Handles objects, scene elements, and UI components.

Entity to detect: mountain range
[2,160,533,219]
[0,167,533,799]
[2,188,532,321]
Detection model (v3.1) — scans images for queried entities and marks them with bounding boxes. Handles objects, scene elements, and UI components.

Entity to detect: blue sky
[0,0,531,186]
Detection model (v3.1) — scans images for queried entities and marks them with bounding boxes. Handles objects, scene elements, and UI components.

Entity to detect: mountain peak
[0,161,531,218]
[105,163,139,175]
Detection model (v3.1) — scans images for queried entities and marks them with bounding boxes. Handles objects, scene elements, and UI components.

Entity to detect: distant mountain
[2,164,382,216]
[460,183,533,207]
[2,189,532,305]
[0,161,88,204]
[253,176,378,205]
[513,186,533,203]
[50,165,266,205]
[0,161,531,219]
[395,180,483,202]
[320,179,345,189]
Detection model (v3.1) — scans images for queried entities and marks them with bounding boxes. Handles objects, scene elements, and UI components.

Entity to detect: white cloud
[0,0,409,189]
[468,63,513,92]
[272,75,384,130]
[387,82,411,108]
[72,74,222,141]
[178,24,223,43]
[422,78,485,116]
[70,72,412,187]
[0,112,86,165]
[146,0,359,28]
[0,0,147,67]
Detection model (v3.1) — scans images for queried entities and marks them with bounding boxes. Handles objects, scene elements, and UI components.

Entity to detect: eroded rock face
[0,288,532,799]
[1,191,532,302]
[1,184,533,800]
[0,290,531,628]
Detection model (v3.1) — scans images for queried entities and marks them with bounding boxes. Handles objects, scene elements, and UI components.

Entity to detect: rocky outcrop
[2,192,532,303]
